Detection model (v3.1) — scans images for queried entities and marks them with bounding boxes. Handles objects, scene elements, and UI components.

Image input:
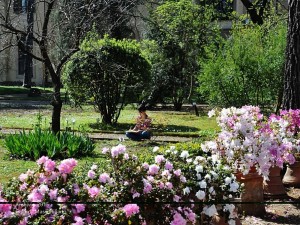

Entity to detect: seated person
[126,103,152,141]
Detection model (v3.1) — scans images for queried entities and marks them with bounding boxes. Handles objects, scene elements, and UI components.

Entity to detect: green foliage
[168,142,205,156]
[198,15,286,109]
[144,0,219,110]
[4,127,95,160]
[63,34,151,124]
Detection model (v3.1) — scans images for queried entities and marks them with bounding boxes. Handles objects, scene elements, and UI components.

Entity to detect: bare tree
[0,0,143,133]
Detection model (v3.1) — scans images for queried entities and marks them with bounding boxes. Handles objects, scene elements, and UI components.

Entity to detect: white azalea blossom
[195,165,203,173]
[229,182,239,192]
[153,146,159,152]
[195,190,206,200]
[180,151,189,159]
[199,180,207,189]
[208,109,216,118]
[183,187,190,195]
[203,205,217,217]
[225,177,232,185]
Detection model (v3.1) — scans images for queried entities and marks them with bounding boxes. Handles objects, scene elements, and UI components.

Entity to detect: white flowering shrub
[161,144,241,224]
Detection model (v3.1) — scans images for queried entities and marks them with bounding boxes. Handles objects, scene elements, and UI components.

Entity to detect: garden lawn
[0,138,165,184]
[0,106,218,136]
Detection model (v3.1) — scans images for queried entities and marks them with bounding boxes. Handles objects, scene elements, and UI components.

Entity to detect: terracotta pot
[235,166,266,216]
[263,166,286,199]
[282,161,300,187]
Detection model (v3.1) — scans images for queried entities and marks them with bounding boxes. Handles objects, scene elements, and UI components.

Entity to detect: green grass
[0,93,219,184]
[0,106,218,136]
[0,138,165,184]
[0,85,66,101]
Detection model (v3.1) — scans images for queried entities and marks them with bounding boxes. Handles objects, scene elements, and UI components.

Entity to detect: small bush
[4,127,95,160]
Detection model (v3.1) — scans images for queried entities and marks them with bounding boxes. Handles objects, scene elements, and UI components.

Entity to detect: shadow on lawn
[0,104,49,110]
[88,122,199,133]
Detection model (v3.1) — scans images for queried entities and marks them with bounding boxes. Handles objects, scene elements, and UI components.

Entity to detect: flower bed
[0,144,241,225]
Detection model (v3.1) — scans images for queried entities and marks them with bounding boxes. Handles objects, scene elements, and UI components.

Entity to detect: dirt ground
[241,188,300,225]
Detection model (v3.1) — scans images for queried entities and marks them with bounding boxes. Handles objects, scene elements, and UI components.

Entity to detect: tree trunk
[51,84,62,134]
[282,1,300,110]
[173,101,182,111]
[23,0,34,88]
[240,0,267,25]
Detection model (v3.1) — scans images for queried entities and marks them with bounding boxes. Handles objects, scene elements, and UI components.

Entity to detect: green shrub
[164,142,206,157]
[198,15,286,109]
[4,127,95,160]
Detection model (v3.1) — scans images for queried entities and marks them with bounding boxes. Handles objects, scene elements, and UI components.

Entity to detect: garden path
[0,128,193,143]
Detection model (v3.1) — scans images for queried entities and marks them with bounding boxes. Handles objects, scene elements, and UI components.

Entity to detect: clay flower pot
[263,166,286,199]
[235,166,266,216]
[282,161,300,187]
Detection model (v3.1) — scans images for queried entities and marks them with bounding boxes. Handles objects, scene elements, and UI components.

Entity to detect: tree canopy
[63,35,151,124]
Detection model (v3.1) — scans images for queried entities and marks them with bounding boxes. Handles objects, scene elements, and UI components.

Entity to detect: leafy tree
[282,1,300,110]
[198,15,286,109]
[63,35,151,125]
[0,0,143,133]
[145,0,218,110]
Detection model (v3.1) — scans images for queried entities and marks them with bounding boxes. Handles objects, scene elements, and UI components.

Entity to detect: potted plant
[202,106,297,213]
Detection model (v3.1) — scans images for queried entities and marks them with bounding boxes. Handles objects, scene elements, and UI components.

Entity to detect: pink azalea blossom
[143,182,152,194]
[74,204,85,213]
[29,204,39,216]
[99,173,111,183]
[88,186,100,198]
[148,164,160,175]
[39,184,49,195]
[132,192,140,199]
[173,169,181,177]
[49,189,58,200]
[142,162,149,169]
[58,158,77,174]
[0,199,11,214]
[155,155,165,164]
[19,173,28,182]
[102,147,110,154]
[37,156,49,165]
[44,159,56,172]
[165,161,173,171]
[72,216,84,225]
[28,189,44,202]
[123,204,139,218]
[111,144,126,157]
[73,184,80,195]
[171,212,187,225]
[88,170,96,179]
[20,183,28,191]
[86,215,92,223]
[165,182,173,190]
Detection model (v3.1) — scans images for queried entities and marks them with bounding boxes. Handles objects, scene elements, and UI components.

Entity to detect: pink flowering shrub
[204,106,299,179]
[0,143,242,225]
[0,145,196,225]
